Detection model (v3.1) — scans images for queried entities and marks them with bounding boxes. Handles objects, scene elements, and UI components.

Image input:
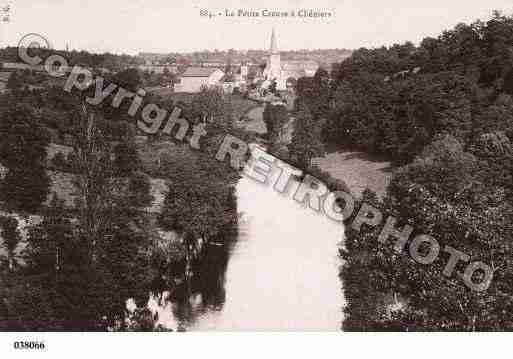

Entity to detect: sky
[1,0,512,54]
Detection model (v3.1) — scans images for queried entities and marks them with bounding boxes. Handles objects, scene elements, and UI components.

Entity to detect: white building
[174,67,224,93]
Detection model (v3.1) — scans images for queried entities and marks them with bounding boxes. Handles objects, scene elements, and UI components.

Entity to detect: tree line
[290,11,513,331]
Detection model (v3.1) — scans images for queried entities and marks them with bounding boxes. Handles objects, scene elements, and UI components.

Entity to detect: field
[148,89,259,121]
[312,149,393,198]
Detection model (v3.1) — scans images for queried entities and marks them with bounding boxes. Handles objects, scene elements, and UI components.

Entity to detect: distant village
[0,29,351,99]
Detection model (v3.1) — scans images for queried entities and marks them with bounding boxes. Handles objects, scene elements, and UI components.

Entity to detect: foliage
[110,68,142,92]
[289,101,325,167]
[263,103,289,145]
[0,216,21,271]
[341,135,513,331]
[188,86,234,132]
[0,102,160,330]
[6,71,22,91]
[114,141,141,177]
[333,11,513,331]
[0,103,50,213]
[158,146,238,243]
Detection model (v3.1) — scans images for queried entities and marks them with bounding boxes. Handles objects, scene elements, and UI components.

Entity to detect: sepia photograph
[0,0,512,356]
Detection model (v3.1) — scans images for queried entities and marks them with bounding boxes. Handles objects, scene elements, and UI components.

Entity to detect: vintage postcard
[0,0,512,355]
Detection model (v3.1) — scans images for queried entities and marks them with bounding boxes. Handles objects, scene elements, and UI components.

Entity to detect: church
[262,28,319,91]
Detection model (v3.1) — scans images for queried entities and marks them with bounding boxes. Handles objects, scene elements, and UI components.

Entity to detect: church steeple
[264,27,282,84]
[270,27,278,54]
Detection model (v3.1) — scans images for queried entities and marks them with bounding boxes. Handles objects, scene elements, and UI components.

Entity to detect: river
[148,152,345,330]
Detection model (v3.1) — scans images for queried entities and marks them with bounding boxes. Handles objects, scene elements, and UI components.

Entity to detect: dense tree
[189,86,233,130]
[263,103,289,146]
[0,216,21,272]
[341,135,513,331]
[157,143,239,287]
[6,71,22,91]
[324,70,474,163]
[333,11,513,331]
[114,141,141,177]
[0,167,51,213]
[0,104,49,169]
[289,102,324,167]
[158,148,238,243]
[126,171,154,210]
[111,68,142,92]
[24,197,76,275]
[0,102,159,330]
[0,103,50,213]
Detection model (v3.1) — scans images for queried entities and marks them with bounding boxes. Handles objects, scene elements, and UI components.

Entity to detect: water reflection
[150,154,345,330]
[148,227,237,330]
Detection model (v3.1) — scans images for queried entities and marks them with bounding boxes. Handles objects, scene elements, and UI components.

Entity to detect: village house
[174,67,224,93]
